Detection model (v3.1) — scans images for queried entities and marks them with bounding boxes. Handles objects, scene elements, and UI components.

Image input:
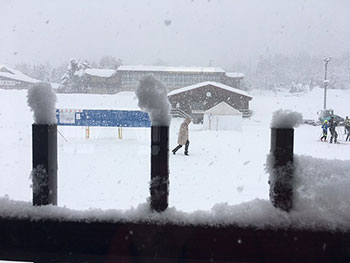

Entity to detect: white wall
[203,115,242,131]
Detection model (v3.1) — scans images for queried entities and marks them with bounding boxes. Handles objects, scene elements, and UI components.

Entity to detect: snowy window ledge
[2,154,350,232]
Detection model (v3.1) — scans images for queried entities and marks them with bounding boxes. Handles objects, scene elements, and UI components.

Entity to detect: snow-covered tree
[60,58,91,93]
[249,52,350,91]
[251,53,322,91]
[49,63,67,83]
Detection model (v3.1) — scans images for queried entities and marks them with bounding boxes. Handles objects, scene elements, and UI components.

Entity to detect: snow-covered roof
[0,65,40,84]
[226,72,244,78]
[168,81,253,99]
[117,65,225,73]
[85,68,115,78]
[204,102,242,116]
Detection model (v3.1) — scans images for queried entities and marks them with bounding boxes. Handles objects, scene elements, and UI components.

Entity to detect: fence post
[150,126,169,212]
[85,126,90,139]
[118,127,123,139]
[269,128,294,212]
[32,124,57,206]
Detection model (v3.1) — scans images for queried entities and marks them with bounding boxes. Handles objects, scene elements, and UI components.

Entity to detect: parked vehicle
[317,109,344,124]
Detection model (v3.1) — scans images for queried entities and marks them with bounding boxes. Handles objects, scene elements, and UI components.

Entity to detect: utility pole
[323,57,331,110]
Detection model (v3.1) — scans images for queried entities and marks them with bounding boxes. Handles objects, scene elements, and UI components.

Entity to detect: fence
[0,121,350,262]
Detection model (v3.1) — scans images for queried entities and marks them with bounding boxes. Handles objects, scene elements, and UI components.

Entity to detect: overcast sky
[1,0,349,70]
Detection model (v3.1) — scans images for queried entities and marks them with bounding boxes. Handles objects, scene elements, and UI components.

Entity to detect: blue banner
[56,109,151,127]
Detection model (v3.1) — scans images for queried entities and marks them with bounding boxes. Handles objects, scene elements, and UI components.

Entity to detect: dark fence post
[150,126,169,212]
[269,128,294,212]
[32,124,57,206]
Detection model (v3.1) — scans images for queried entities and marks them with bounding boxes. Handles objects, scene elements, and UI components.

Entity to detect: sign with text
[56,109,151,127]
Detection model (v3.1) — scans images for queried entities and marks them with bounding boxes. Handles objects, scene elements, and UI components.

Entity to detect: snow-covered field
[0,87,349,216]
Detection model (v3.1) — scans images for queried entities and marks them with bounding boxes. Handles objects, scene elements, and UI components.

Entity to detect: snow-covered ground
[0,87,349,217]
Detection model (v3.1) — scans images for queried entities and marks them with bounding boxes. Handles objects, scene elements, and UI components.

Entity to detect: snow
[0,196,283,227]
[117,65,226,73]
[168,81,252,98]
[250,88,348,120]
[293,155,350,228]
[1,152,350,230]
[135,74,171,126]
[27,82,57,124]
[30,164,47,196]
[0,87,350,229]
[84,68,115,78]
[225,72,244,78]
[270,109,303,128]
[0,65,40,84]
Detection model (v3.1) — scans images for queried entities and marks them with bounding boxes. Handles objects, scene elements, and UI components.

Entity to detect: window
[1,0,349,247]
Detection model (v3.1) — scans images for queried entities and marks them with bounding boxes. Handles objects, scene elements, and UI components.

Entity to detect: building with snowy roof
[168,81,252,123]
[59,68,118,94]
[82,69,117,94]
[0,65,40,90]
[112,65,244,91]
[58,65,244,94]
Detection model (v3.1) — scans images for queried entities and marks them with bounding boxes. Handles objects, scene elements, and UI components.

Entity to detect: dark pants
[346,127,350,141]
[172,140,189,155]
[320,129,327,141]
[330,128,338,143]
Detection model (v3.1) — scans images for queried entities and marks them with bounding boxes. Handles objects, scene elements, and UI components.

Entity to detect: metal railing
[170,108,191,119]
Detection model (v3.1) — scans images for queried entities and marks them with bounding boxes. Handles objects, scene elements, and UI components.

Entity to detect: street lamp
[323,57,331,110]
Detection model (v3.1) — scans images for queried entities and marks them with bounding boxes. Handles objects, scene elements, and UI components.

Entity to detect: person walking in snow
[329,116,338,144]
[172,117,191,156]
[320,119,328,142]
[344,116,350,141]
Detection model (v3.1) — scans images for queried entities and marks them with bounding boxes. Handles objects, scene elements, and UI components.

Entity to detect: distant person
[320,119,328,142]
[345,116,350,141]
[329,116,338,144]
[172,118,191,156]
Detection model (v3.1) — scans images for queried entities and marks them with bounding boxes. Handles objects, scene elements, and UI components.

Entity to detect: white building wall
[203,114,242,131]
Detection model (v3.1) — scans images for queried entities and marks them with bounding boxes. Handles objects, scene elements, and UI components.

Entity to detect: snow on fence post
[269,110,302,212]
[27,82,58,206]
[136,74,171,212]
